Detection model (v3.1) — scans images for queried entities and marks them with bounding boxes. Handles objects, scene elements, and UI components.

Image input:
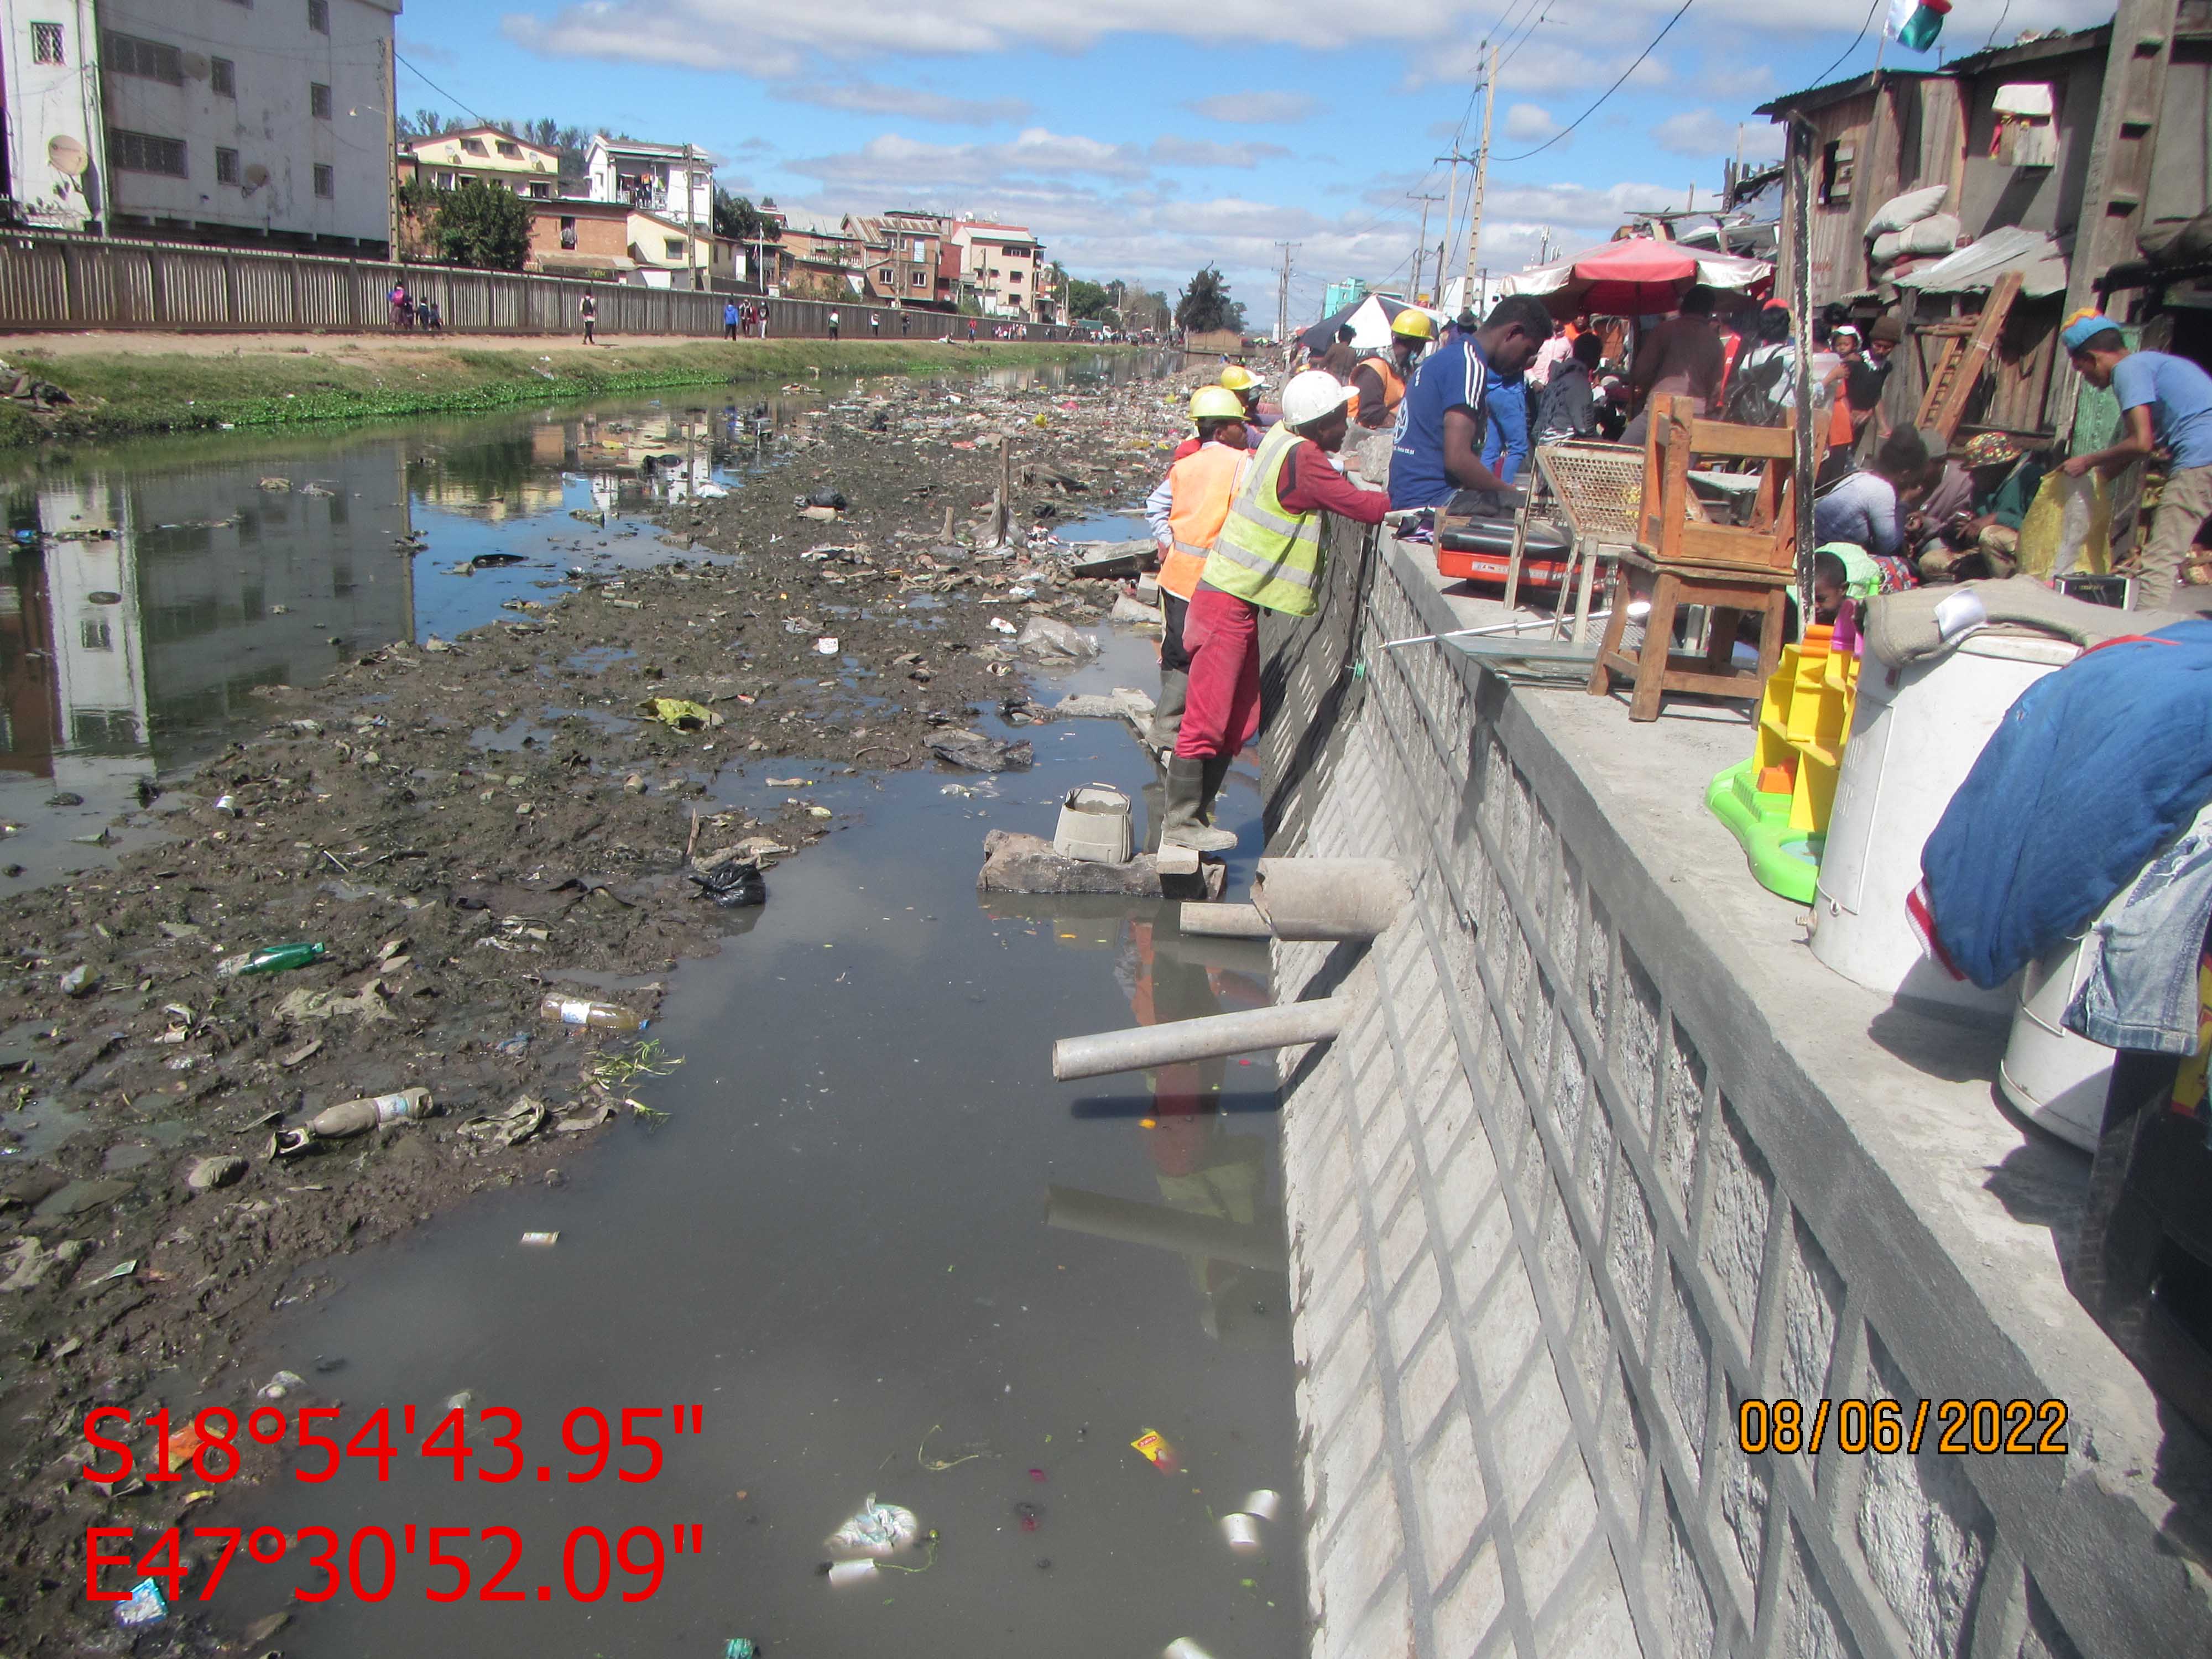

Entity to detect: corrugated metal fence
[0,232,1093,343]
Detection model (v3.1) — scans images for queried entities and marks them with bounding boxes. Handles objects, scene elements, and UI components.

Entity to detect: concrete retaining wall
[1257,523,2212,1659]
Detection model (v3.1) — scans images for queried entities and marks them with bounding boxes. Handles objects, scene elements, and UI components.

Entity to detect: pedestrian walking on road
[968,319,977,342]
[828,310,840,340]
[1167,371,1391,851]
[580,291,597,346]
[724,299,739,340]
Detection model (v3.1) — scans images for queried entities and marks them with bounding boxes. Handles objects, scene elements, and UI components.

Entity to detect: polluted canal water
[6,365,1301,1653]
[211,640,1298,1658]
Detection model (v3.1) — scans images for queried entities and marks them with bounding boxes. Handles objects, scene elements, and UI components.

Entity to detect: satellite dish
[47,135,86,176]
[182,52,210,80]
[243,163,269,188]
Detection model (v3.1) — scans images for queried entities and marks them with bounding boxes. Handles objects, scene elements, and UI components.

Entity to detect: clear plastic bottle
[310,1087,433,1138]
[538,995,643,1031]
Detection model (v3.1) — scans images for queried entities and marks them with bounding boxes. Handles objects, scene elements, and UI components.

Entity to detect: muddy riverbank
[0,336,1125,448]
[0,358,1258,1652]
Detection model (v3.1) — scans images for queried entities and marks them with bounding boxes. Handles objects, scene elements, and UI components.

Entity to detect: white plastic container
[1811,632,2079,1011]
[1999,935,2113,1151]
[1053,783,1133,864]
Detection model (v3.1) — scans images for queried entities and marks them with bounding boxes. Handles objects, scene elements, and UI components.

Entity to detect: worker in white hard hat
[1165,369,1390,851]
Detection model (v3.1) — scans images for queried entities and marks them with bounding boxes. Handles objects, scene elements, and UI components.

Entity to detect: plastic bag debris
[258,1370,305,1401]
[1131,1430,1179,1472]
[117,1578,168,1627]
[929,731,1033,773]
[805,486,849,510]
[457,1097,549,1146]
[988,616,1019,635]
[688,858,767,908]
[825,1494,920,1558]
[642,698,724,732]
[724,1641,758,1659]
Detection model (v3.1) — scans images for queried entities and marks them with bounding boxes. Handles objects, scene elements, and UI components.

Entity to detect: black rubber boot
[1163,755,1238,851]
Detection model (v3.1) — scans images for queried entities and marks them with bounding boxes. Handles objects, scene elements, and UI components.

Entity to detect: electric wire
[1491,0,1697,163]
[1804,0,1885,89]
[396,51,492,127]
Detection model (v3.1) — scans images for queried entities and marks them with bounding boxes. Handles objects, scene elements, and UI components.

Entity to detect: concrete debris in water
[977,831,1224,900]
[1015,615,1098,660]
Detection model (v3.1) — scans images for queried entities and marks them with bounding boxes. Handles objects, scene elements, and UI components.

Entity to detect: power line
[1491,0,1697,163]
[396,51,491,127]
[1806,0,1885,86]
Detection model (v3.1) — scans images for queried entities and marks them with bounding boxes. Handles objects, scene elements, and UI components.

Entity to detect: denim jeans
[2066,800,2212,1053]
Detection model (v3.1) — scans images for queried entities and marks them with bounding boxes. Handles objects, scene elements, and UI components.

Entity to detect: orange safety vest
[1349,353,1405,424]
[1158,443,1248,600]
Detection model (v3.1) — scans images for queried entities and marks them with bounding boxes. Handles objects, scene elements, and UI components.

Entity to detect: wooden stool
[1587,550,1791,721]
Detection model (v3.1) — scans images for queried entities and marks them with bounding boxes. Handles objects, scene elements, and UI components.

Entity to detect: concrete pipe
[1045,1185,1287,1272]
[1052,998,1346,1081]
[1177,902,1274,939]
[1251,858,1410,942]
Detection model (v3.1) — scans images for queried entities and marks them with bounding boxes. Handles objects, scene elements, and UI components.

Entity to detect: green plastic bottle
[220,941,327,978]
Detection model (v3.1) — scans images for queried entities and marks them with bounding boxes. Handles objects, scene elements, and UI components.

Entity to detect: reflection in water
[0,352,1156,886]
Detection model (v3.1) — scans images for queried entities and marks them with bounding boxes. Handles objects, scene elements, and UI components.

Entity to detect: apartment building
[0,0,403,249]
[951,219,1050,320]
[400,126,559,199]
[584,134,712,235]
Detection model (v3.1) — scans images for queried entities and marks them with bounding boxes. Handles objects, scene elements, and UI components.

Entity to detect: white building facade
[0,0,400,249]
[951,220,1049,320]
[584,135,711,234]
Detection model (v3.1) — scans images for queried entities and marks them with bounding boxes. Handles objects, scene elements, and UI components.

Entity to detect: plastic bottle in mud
[538,995,644,1031]
[218,941,327,977]
[311,1087,434,1138]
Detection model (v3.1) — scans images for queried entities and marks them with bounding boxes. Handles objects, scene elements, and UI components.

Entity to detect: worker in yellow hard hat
[1143,385,1253,758]
[1217,363,1274,440]
[1351,310,1435,430]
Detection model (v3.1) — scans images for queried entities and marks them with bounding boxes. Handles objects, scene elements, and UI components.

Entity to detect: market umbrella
[1297,293,1429,355]
[1504,236,1771,316]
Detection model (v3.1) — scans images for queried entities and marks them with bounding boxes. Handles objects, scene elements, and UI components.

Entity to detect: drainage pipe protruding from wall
[1251,857,1410,942]
[1052,998,1347,1082]
[1178,902,1274,939]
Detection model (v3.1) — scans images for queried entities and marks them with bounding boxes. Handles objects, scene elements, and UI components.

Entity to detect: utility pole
[1408,192,1443,304]
[1274,241,1296,348]
[1433,150,1469,310]
[1462,43,1499,299]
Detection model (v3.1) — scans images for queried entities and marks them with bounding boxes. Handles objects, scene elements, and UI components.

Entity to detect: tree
[1175,267,1243,334]
[431,180,529,271]
[1066,275,1113,322]
[713,188,779,244]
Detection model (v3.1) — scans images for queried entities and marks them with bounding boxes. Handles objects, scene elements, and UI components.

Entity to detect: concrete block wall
[1254,526,2208,1659]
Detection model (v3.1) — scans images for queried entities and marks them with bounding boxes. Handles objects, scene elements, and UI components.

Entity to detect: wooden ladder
[1914,269,2024,444]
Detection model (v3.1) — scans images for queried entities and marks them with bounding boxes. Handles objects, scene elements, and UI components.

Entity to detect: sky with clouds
[405,0,2114,317]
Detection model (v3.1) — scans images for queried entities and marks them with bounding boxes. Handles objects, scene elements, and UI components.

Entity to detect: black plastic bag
[688,859,767,908]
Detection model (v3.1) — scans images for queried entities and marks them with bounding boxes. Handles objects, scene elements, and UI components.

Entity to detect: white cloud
[1150,136,1288,168]
[1503,103,1559,143]
[774,81,1029,124]
[1188,90,1317,124]
[1650,107,1782,158]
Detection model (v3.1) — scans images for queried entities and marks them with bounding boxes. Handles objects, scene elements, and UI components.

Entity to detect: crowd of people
[1129,288,2211,850]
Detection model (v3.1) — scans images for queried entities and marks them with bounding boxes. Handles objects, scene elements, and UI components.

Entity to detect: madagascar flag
[1885,0,1949,51]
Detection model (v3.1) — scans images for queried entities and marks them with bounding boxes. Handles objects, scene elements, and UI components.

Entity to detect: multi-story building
[400,126,559,199]
[523,197,632,279]
[769,205,863,299]
[0,0,403,251]
[846,213,936,307]
[951,219,1050,320]
[583,134,711,236]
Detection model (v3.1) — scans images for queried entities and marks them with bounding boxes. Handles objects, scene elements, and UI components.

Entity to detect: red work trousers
[1173,583,1262,761]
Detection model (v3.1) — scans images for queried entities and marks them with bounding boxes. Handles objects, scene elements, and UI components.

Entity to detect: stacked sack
[1865,185,1961,278]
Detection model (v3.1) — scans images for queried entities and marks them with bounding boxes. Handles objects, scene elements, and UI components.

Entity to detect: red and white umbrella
[1505,236,1771,316]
